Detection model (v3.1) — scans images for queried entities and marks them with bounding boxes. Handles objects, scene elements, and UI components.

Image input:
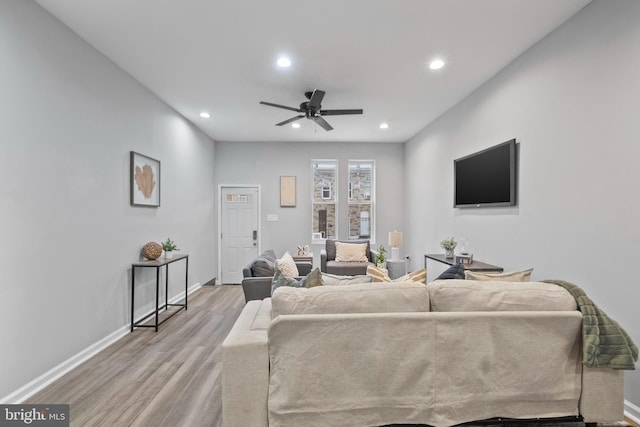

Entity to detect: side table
[131,254,189,332]
[292,253,313,263]
[386,259,407,280]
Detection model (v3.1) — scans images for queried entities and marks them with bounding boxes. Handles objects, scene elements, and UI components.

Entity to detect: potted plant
[375,245,387,267]
[440,237,457,259]
[162,238,179,259]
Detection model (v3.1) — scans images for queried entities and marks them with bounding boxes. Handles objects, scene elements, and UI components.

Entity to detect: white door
[220,187,259,284]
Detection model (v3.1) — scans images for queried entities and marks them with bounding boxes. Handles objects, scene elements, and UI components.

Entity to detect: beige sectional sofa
[222,280,625,427]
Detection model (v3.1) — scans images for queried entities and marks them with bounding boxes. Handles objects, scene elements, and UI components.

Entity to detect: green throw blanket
[544,279,638,370]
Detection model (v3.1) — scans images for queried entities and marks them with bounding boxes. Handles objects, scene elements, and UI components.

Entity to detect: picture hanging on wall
[130,151,160,207]
[280,176,296,207]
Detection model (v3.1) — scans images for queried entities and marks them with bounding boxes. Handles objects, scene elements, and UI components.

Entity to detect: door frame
[217,184,262,283]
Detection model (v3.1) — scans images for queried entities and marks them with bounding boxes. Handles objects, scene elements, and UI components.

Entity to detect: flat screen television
[454,139,516,208]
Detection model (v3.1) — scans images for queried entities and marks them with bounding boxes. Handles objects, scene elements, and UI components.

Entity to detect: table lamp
[388,231,403,261]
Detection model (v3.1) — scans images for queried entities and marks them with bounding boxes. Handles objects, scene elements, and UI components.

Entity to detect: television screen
[454,139,516,208]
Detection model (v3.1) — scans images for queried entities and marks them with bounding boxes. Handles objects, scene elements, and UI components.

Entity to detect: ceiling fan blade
[259,101,302,113]
[310,116,333,131]
[308,90,325,110]
[275,115,304,126]
[319,109,364,116]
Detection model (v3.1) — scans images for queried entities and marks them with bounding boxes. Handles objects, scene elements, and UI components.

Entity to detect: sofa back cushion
[428,279,577,312]
[271,281,429,317]
[325,239,370,262]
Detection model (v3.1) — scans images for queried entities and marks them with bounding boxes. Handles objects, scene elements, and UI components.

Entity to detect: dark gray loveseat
[241,249,312,302]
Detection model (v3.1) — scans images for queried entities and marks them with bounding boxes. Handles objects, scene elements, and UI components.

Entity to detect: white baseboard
[0,282,201,404]
[626,399,640,424]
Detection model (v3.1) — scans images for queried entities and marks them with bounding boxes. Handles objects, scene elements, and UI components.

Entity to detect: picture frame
[130,151,160,207]
[280,176,296,207]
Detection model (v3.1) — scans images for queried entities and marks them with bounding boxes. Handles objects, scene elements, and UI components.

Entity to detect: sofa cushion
[428,279,577,312]
[436,263,466,280]
[465,268,533,282]
[272,267,323,293]
[271,281,429,317]
[325,260,371,276]
[275,252,299,278]
[326,239,370,261]
[321,273,373,286]
[335,242,368,262]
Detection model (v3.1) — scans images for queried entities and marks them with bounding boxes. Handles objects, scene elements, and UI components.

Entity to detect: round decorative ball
[142,242,162,260]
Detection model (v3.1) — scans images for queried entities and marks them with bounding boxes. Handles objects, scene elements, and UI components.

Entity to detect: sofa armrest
[580,366,624,424]
[370,249,378,264]
[320,249,328,272]
[241,277,272,302]
[222,300,270,427]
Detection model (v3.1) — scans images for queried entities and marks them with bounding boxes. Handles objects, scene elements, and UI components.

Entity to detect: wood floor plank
[27,285,245,427]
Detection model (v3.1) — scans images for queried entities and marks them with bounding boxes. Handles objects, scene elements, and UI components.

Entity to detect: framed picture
[130,151,160,207]
[280,176,296,207]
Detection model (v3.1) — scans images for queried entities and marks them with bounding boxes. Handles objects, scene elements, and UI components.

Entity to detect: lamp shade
[388,231,403,248]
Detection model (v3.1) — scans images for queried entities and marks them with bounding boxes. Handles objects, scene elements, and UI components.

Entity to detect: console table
[424,254,503,273]
[131,254,189,332]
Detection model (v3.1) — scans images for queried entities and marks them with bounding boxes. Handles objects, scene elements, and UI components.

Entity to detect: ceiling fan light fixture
[429,59,445,70]
[291,123,301,128]
[200,112,211,118]
[379,123,389,129]
[277,57,291,68]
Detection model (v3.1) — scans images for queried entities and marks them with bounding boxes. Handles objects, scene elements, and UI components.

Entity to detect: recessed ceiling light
[291,123,301,128]
[277,57,291,67]
[429,59,445,70]
[379,123,389,129]
[200,112,210,118]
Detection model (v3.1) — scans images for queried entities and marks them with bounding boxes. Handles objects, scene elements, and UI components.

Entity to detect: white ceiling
[35,0,590,143]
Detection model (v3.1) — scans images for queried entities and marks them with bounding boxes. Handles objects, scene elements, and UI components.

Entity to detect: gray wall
[215,141,404,269]
[404,0,640,411]
[0,1,216,400]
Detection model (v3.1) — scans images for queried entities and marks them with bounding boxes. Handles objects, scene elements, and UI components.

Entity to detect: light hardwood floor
[28,284,245,427]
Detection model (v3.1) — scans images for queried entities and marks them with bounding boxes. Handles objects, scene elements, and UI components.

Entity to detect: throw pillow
[251,256,275,277]
[272,267,323,293]
[465,268,533,282]
[366,264,391,282]
[275,252,299,278]
[435,263,465,280]
[393,268,426,283]
[299,267,323,288]
[321,273,373,286]
[271,266,298,292]
[334,242,368,262]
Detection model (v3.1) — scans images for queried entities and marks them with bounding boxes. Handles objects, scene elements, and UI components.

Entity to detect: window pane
[312,160,337,240]
[348,161,374,241]
[349,204,371,239]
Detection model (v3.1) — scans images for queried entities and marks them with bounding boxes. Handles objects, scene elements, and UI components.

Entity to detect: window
[348,160,375,241]
[311,160,337,240]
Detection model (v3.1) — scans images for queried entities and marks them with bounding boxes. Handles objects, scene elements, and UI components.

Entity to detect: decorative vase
[164,250,173,259]
[444,249,454,259]
[142,242,162,260]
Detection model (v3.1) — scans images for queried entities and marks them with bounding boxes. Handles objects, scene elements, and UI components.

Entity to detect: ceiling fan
[259,89,363,131]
